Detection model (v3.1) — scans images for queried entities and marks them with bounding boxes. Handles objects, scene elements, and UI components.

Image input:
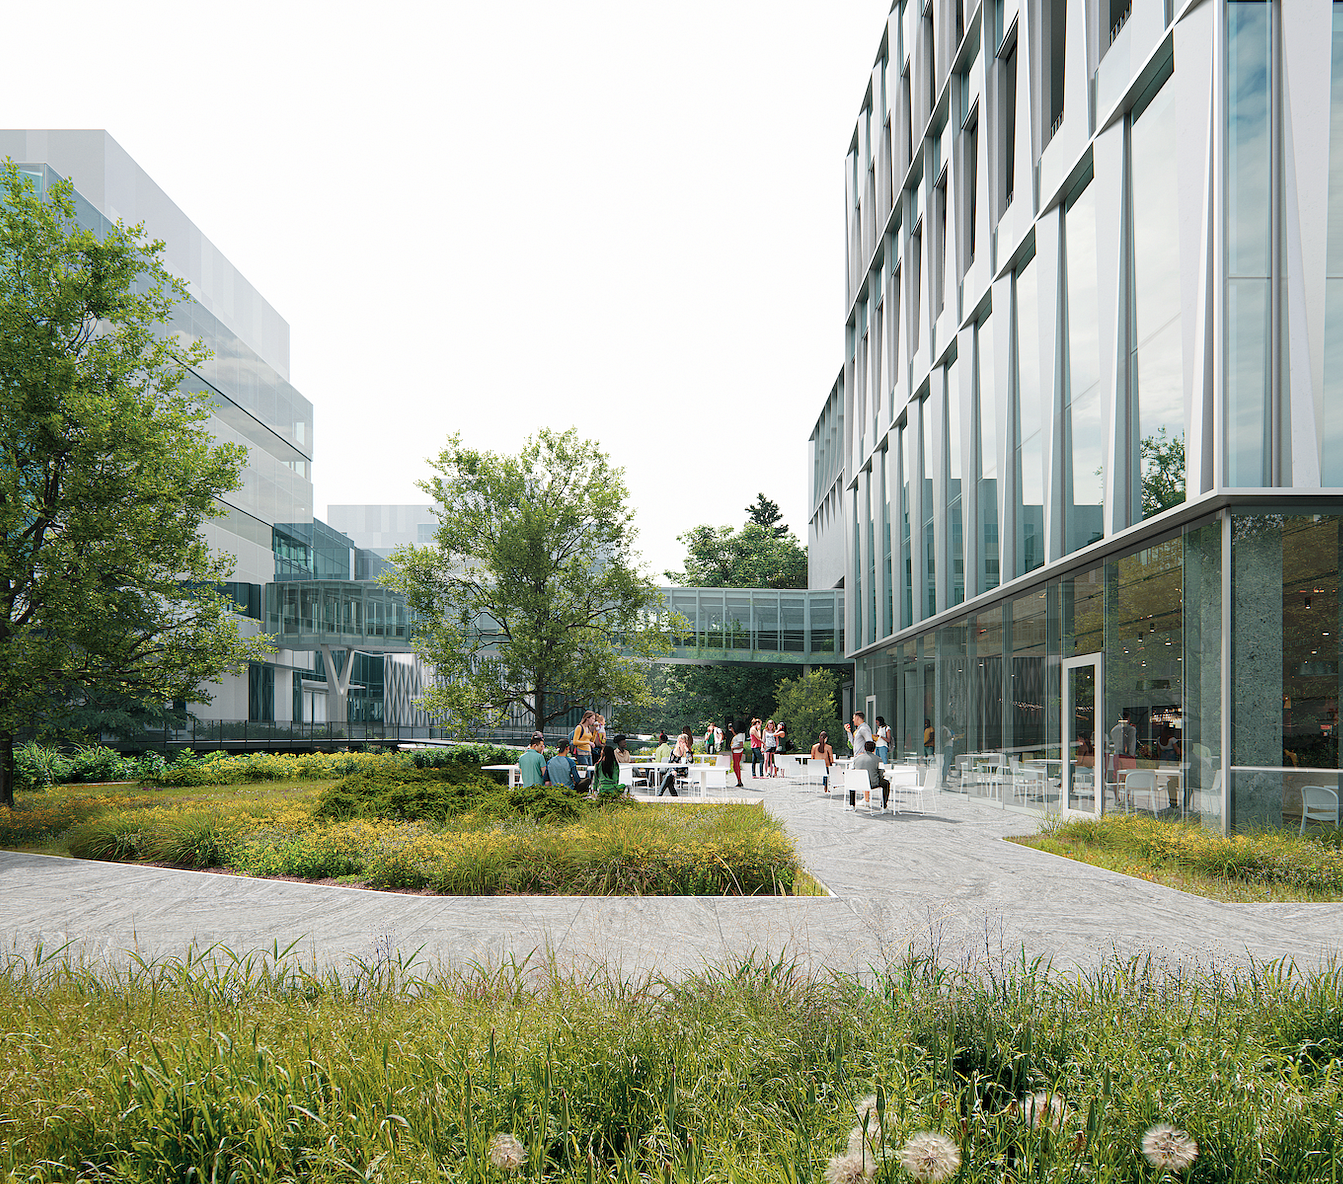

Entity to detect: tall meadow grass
[1,947,1340,1181]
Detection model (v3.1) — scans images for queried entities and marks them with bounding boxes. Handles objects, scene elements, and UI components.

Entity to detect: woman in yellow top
[572,711,597,770]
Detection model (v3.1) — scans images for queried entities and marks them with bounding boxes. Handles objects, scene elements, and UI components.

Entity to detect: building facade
[815,0,1343,831]
[0,131,417,735]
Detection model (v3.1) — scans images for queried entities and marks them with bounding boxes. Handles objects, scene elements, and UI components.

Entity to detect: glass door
[1062,653,1102,815]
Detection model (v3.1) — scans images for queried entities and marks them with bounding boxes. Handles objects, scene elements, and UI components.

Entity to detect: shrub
[13,742,71,790]
[67,745,133,784]
[65,817,146,861]
[313,765,521,825]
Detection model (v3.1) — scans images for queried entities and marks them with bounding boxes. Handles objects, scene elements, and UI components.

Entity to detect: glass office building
[817,0,1343,831]
[0,131,372,728]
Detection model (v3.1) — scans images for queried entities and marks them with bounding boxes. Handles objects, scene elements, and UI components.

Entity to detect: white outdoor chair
[828,765,847,806]
[1300,786,1340,834]
[918,762,941,812]
[1124,770,1161,816]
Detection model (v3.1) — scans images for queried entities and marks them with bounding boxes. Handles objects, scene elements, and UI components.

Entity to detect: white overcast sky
[4,1,891,580]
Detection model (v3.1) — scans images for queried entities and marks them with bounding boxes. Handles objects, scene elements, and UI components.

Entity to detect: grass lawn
[1,948,1340,1181]
[0,777,818,896]
[1009,813,1343,902]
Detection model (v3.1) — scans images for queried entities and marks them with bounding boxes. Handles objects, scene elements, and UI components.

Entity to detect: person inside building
[923,718,935,758]
[518,732,547,787]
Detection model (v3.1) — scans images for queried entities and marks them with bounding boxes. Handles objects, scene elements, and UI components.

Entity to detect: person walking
[729,721,746,788]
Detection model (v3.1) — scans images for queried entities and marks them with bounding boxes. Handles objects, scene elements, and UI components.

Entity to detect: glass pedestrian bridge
[264,582,844,665]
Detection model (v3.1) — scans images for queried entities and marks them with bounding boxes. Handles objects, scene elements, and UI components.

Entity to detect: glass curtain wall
[1225,1,1273,488]
[902,417,915,626]
[977,315,1001,592]
[923,395,937,616]
[1131,76,1187,515]
[1231,511,1343,831]
[1324,5,1343,484]
[867,467,878,646]
[883,446,895,634]
[1064,177,1105,552]
[868,514,1224,825]
[1015,257,1045,574]
[947,355,966,604]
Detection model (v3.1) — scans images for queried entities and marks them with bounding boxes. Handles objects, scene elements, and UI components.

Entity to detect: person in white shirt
[729,723,746,787]
[845,711,873,755]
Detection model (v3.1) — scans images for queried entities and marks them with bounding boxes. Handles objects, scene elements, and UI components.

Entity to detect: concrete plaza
[3,773,1341,978]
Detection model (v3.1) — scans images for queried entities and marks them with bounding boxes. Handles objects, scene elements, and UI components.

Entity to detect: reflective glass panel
[1065,181,1105,552]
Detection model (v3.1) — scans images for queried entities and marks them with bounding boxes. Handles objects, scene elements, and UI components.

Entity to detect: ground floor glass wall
[856,513,1225,827]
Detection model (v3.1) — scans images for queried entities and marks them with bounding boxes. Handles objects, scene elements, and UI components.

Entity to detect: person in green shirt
[591,744,623,799]
[518,732,547,787]
[652,732,672,763]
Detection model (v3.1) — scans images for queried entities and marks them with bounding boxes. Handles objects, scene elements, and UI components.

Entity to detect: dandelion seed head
[899,1131,961,1183]
[487,1132,526,1171]
[1142,1124,1198,1171]
[855,1094,880,1121]
[1021,1090,1069,1130]
[846,1125,882,1159]
[823,1151,877,1184]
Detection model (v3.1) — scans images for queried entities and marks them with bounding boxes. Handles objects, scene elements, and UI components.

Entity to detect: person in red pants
[729,720,746,787]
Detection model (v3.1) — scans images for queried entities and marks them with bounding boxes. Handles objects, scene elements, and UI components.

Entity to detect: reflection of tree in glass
[1141,427,1185,518]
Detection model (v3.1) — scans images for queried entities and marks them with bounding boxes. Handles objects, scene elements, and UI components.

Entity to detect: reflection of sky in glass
[1324,8,1343,486]
[1224,3,1272,487]
[1131,78,1186,500]
[977,316,999,593]
[1016,260,1044,506]
[1066,181,1103,552]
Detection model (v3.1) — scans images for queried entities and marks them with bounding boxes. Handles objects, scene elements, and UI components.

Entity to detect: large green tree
[385,429,671,733]
[665,521,808,589]
[773,668,843,752]
[0,162,270,807]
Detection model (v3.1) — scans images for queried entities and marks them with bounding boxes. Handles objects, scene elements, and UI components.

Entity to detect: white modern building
[810,0,1343,832]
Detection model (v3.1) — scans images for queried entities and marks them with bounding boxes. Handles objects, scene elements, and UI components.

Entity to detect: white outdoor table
[481,763,522,788]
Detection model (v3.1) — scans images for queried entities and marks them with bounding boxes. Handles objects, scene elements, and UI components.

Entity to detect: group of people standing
[705,718,791,787]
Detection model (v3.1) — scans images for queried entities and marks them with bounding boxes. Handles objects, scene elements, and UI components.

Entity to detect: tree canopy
[0,162,270,806]
[384,428,671,734]
[665,515,808,590]
[773,669,843,752]
[1141,427,1185,519]
[745,492,788,537]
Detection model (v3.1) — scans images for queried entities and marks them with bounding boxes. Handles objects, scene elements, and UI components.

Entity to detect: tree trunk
[532,683,545,734]
[0,729,14,809]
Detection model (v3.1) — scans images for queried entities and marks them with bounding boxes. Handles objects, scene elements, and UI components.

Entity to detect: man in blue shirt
[546,738,580,790]
[518,732,548,787]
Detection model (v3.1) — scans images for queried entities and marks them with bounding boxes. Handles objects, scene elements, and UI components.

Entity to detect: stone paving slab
[3,779,1341,978]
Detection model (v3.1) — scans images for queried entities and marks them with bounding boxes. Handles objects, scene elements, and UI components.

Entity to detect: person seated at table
[1155,724,1181,762]
[851,739,890,809]
[546,738,581,791]
[591,744,624,800]
[613,734,634,762]
[1075,733,1095,768]
[660,731,693,797]
[518,732,548,788]
[810,732,835,793]
[652,732,672,763]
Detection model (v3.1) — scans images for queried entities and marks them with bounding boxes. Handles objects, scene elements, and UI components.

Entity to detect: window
[1045,0,1067,142]
[976,315,1000,593]
[911,219,924,354]
[923,395,936,617]
[1130,75,1185,513]
[1001,38,1018,211]
[1324,3,1343,484]
[963,112,979,266]
[1064,177,1105,552]
[1014,256,1044,574]
[946,357,966,605]
[934,173,948,316]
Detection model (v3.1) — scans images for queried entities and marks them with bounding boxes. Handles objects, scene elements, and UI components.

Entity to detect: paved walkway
[3,776,1342,978]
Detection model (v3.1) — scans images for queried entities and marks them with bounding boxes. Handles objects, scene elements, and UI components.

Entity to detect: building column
[320,644,356,728]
